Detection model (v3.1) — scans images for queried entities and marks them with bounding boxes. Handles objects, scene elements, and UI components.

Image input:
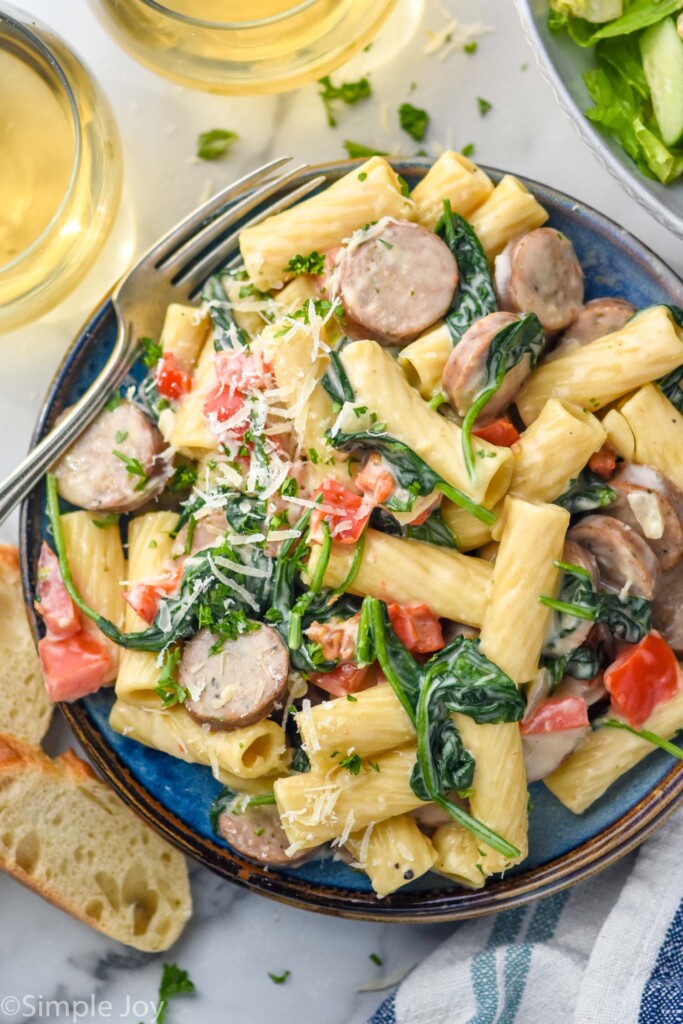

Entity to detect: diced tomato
[214,349,273,391]
[588,443,617,480]
[355,453,395,505]
[472,418,520,447]
[122,568,183,625]
[520,696,589,735]
[155,352,192,400]
[39,632,111,703]
[203,386,246,426]
[312,477,370,544]
[604,631,680,728]
[310,663,371,698]
[387,603,445,653]
[35,542,79,639]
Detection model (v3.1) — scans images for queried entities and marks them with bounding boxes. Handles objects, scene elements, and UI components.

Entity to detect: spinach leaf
[368,507,458,548]
[461,313,546,478]
[658,365,683,413]
[330,430,496,525]
[201,271,251,350]
[367,598,524,858]
[540,561,651,645]
[434,201,497,345]
[321,346,354,407]
[554,468,617,513]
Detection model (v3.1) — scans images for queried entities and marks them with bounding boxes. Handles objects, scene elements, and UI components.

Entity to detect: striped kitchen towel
[367,812,683,1024]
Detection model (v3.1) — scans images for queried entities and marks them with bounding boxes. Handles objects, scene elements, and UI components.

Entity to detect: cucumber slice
[640,17,683,148]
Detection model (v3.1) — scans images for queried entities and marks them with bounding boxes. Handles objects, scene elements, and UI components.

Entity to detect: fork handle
[0,320,131,528]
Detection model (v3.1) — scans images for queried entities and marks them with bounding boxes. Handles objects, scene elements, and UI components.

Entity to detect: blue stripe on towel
[369,990,397,1024]
[639,899,683,1024]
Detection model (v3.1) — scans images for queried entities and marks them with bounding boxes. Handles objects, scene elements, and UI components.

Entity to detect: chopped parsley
[197,128,239,161]
[167,464,198,492]
[275,298,341,335]
[238,282,270,300]
[91,513,120,529]
[340,753,362,774]
[154,648,187,709]
[156,963,195,1024]
[477,97,493,117]
[346,694,358,702]
[461,143,475,157]
[283,251,326,276]
[115,430,128,444]
[268,970,291,985]
[343,140,387,159]
[398,102,430,142]
[308,448,321,464]
[379,239,394,250]
[318,75,371,127]
[396,174,410,197]
[358,171,368,181]
[105,391,121,412]
[464,41,478,54]
[370,761,381,773]
[280,477,298,498]
[112,450,148,491]
[369,953,383,966]
[140,336,163,367]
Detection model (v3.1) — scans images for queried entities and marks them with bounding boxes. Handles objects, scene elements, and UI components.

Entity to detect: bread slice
[0,734,191,951]
[0,546,52,744]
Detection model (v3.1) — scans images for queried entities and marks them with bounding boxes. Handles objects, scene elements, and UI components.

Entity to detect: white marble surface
[1,1,681,1021]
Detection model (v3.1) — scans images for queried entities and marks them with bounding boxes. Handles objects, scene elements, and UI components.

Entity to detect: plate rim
[20,158,683,922]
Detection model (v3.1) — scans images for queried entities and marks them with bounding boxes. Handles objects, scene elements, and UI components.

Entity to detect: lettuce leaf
[551,0,683,45]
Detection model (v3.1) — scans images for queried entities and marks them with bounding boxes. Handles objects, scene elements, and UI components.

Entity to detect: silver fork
[0,157,326,526]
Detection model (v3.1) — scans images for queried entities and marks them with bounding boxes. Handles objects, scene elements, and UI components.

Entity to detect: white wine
[164,0,305,18]
[0,46,75,267]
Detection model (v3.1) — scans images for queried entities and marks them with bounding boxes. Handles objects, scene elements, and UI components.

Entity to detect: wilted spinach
[554,469,617,513]
[435,201,497,344]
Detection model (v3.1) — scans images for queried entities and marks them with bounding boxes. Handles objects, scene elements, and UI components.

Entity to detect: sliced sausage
[543,539,600,658]
[548,297,635,360]
[334,217,458,347]
[568,515,660,599]
[652,559,683,654]
[522,728,589,783]
[601,462,683,571]
[217,801,309,867]
[494,228,584,332]
[171,509,228,558]
[181,625,289,730]
[53,400,169,513]
[441,311,528,422]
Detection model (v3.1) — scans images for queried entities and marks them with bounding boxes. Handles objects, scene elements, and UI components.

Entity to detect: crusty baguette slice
[0,734,191,951]
[0,545,53,744]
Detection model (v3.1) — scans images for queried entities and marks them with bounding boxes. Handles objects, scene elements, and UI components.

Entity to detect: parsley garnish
[340,753,362,774]
[112,450,148,491]
[318,75,371,127]
[156,963,195,1024]
[167,464,198,492]
[268,970,291,985]
[346,694,357,702]
[284,251,326,276]
[477,97,492,116]
[308,448,321,464]
[464,41,478,54]
[343,140,387,159]
[369,953,383,966]
[396,174,410,197]
[358,171,368,181]
[154,648,187,709]
[105,391,121,412]
[140,336,163,367]
[398,102,430,142]
[379,239,394,250]
[115,430,128,444]
[461,143,475,157]
[238,282,270,300]
[280,477,298,498]
[91,513,120,529]
[197,129,239,161]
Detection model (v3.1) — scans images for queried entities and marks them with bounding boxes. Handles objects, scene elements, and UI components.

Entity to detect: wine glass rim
[136,0,322,29]
[0,7,82,275]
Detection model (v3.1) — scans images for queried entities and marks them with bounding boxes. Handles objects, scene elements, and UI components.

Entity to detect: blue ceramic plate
[514,0,683,240]
[21,161,683,921]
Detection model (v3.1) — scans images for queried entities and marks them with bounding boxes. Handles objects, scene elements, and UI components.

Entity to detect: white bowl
[515,0,683,239]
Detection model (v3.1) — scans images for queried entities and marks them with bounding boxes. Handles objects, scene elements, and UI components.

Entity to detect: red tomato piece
[155,352,192,400]
[588,443,617,480]
[35,541,80,639]
[604,631,680,728]
[520,696,589,735]
[39,632,112,703]
[387,603,445,653]
[203,386,246,426]
[312,478,370,544]
[472,418,521,447]
[355,453,395,505]
[214,349,273,391]
[122,569,183,625]
[310,663,370,698]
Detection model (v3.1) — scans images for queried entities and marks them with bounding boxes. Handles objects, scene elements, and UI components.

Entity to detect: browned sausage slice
[522,728,590,783]
[441,311,525,421]
[217,802,309,867]
[550,297,635,359]
[53,400,170,513]
[171,510,228,558]
[568,515,660,599]
[600,462,683,571]
[652,559,683,654]
[335,218,458,346]
[543,540,600,658]
[495,228,584,332]
[181,625,289,730]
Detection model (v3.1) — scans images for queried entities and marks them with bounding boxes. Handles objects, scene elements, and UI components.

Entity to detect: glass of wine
[89,0,402,94]
[0,5,123,333]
